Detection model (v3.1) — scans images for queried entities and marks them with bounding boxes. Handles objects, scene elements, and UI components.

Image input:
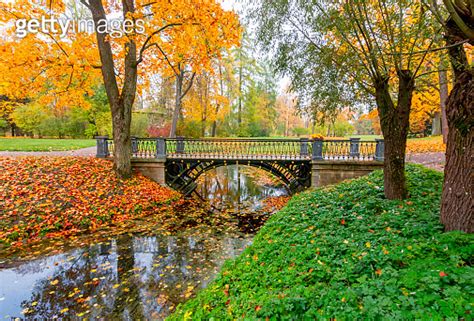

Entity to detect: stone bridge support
[311,161,384,187]
[131,159,166,185]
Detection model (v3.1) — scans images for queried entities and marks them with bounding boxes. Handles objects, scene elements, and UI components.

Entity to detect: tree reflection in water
[196,165,288,233]
[197,165,287,212]
[3,234,251,320]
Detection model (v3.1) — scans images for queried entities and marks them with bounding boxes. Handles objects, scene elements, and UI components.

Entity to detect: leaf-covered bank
[170,165,473,320]
[0,157,178,252]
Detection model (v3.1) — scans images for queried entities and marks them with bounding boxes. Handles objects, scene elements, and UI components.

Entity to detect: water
[0,165,287,319]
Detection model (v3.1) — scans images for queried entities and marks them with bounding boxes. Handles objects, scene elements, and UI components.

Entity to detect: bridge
[96,137,385,195]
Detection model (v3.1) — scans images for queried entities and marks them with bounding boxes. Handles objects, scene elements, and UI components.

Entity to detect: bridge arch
[165,159,312,195]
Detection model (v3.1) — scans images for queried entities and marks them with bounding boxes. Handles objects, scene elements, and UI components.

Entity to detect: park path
[0,146,96,157]
[0,147,445,171]
[406,152,445,172]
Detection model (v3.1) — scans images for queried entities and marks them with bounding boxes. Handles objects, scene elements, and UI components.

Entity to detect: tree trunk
[88,0,137,179]
[212,64,225,137]
[238,49,243,126]
[170,72,183,138]
[432,112,442,136]
[112,101,133,179]
[439,67,449,143]
[440,19,473,232]
[375,71,413,200]
[440,71,473,232]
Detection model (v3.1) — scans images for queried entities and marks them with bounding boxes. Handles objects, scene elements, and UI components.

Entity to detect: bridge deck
[96,137,384,162]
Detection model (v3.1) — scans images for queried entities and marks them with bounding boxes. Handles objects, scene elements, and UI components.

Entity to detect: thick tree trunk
[112,101,133,179]
[439,15,473,232]
[375,71,413,200]
[89,0,137,179]
[439,67,449,143]
[440,71,473,232]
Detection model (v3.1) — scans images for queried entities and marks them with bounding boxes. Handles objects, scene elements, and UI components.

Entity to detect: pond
[0,165,288,320]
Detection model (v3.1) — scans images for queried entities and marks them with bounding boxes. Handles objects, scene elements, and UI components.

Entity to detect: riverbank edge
[168,165,473,320]
[0,157,181,263]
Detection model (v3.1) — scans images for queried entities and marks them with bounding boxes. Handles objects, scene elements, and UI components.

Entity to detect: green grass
[346,134,382,140]
[169,165,473,320]
[0,138,96,151]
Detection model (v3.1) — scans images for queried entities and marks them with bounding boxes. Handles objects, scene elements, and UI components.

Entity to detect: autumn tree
[427,0,473,232]
[1,0,240,178]
[410,90,441,135]
[251,0,442,199]
[0,2,102,135]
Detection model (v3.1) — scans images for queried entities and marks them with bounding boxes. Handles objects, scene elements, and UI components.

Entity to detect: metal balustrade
[96,137,384,161]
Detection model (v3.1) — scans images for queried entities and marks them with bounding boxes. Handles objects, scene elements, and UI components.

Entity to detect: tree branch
[181,72,196,100]
[136,23,183,65]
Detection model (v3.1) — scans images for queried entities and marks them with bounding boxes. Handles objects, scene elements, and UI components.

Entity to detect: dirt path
[0,146,96,157]
[406,152,445,172]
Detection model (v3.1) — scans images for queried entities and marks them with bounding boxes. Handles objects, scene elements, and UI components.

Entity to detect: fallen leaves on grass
[0,157,178,249]
[406,136,445,153]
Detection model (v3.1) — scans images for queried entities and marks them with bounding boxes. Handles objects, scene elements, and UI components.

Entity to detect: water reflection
[0,234,251,320]
[196,165,287,212]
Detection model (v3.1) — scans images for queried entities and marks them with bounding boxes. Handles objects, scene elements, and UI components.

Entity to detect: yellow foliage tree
[0,0,240,177]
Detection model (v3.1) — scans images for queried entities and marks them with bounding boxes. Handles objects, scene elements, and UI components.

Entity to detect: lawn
[170,165,473,320]
[0,138,96,151]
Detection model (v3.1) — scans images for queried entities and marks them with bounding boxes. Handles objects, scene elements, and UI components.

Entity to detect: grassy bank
[0,138,95,151]
[170,165,473,320]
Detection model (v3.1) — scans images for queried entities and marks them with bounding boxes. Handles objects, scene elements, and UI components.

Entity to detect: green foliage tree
[251,0,442,199]
[11,103,49,137]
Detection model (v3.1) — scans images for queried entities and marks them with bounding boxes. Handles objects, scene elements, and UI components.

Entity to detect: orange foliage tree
[0,0,240,178]
[409,89,440,134]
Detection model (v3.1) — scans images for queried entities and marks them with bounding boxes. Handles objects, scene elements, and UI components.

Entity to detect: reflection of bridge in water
[96,137,385,195]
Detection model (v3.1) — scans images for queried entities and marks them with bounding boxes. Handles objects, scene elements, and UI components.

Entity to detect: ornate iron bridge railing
[96,137,384,161]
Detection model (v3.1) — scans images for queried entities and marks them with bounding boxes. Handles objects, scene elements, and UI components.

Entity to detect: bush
[11,103,49,137]
[148,123,171,137]
[178,120,202,138]
[131,113,150,137]
[170,165,473,320]
[292,126,311,137]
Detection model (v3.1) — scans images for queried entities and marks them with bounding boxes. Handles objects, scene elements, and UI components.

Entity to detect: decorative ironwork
[97,137,382,161]
[165,159,311,195]
[95,137,384,194]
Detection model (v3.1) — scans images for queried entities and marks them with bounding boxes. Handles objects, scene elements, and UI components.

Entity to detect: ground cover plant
[0,157,178,253]
[0,138,96,151]
[170,165,473,320]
